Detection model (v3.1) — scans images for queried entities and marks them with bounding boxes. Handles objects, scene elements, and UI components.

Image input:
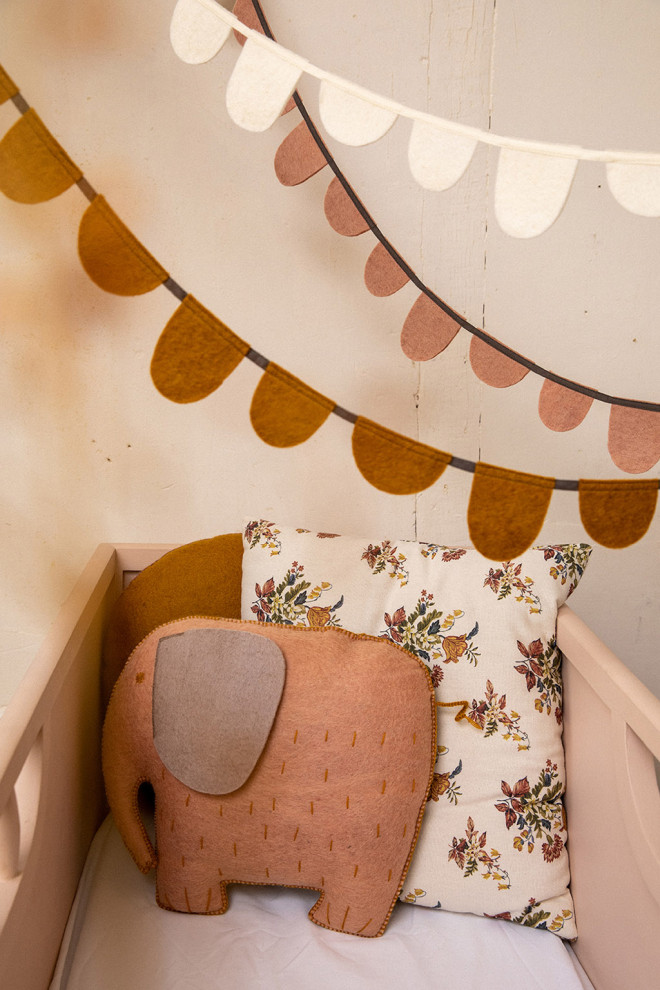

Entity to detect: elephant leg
[309,876,399,938]
[155,842,229,915]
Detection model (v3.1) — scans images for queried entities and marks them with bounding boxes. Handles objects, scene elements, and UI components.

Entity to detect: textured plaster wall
[1,0,658,703]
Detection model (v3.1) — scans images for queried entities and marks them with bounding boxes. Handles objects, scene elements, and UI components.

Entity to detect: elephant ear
[152,627,286,794]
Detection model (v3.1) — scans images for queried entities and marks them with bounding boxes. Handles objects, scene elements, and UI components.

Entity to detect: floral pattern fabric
[240,520,591,939]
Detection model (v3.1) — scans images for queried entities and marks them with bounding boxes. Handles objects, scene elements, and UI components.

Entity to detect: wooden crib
[0,543,659,989]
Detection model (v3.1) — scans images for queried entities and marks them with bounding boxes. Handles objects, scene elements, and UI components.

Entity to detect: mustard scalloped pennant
[78,195,169,295]
[0,109,82,203]
[578,479,658,549]
[151,295,250,403]
[250,364,335,447]
[352,417,451,495]
[467,463,554,559]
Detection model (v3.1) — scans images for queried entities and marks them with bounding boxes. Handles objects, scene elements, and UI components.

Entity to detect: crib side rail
[0,544,123,990]
[559,605,660,990]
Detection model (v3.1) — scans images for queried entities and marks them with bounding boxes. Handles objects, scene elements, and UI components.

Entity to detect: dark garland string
[248,0,660,415]
[5,77,659,493]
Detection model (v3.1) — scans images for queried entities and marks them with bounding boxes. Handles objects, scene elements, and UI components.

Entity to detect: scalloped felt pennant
[78,195,169,296]
[538,379,594,432]
[170,0,233,65]
[494,148,578,238]
[226,37,302,132]
[606,161,660,218]
[324,177,370,236]
[578,479,658,548]
[0,109,82,203]
[318,79,398,147]
[607,405,660,475]
[274,120,327,186]
[0,65,19,104]
[364,242,410,297]
[469,336,530,388]
[151,294,250,403]
[400,293,461,362]
[249,363,335,447]
[467,463,555,560]
[231,0,295,116]
[351,417,451,495]
[407,119,477,192]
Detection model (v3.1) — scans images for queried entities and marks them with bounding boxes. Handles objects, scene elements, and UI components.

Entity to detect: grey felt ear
[152,627,286,795]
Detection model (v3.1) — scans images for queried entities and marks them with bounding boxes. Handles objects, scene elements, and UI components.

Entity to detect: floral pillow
[240,519,592,939]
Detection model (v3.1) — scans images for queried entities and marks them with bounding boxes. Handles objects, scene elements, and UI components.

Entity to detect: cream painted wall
[1,0,658,704]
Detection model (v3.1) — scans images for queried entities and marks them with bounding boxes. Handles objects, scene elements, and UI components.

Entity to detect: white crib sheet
[51,816,594,990]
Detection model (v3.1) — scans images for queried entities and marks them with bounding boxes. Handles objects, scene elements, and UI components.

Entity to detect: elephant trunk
[102,673,158,874]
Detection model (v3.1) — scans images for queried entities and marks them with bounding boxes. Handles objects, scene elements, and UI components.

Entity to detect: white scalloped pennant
[318,80,398,147]
[226,37,303,132]
[494,148,578,238]
[170,0,232,65]
[606,162,660,217]
[407,119,477,191]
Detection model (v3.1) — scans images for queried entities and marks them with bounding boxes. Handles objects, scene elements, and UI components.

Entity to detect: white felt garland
[170,0,660,236]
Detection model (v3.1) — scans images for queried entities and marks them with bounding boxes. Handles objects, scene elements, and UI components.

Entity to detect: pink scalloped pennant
[274,121,328,186]
[364,242,409,297]
[233,0,262,42]
[324,177,370,236]
[538,378,594,432]
[469,336,530,387]
[608,405,660,474]
[400,292,461,361]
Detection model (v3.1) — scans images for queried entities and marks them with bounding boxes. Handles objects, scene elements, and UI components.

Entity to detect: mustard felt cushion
[102,533,243,707]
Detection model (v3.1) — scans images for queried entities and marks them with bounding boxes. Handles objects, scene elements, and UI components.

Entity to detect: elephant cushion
[102,616,437,937]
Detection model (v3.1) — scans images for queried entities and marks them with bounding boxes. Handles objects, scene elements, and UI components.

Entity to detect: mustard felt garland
[0,63,658,558]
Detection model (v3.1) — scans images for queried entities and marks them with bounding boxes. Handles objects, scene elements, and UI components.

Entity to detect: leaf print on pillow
[488,898,574,934]
[244,519,282,554]
[515,638,563,721]
[448,817,511,889]
[361,539,409,585]
[443,634,467,662]
[483,561,542,613]
[249,562,343,627]
[467,680,530,750]
[538,543,592,597]
[380,591,479,666]
[428,750,463,805]
[496,761,566,858]
[402,887,427,904]
[420,544,467,561]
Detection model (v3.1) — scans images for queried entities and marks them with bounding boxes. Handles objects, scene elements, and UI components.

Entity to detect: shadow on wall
[35,0,122,54]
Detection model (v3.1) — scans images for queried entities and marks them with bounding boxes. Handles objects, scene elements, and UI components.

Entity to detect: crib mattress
[50,815,594,990]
